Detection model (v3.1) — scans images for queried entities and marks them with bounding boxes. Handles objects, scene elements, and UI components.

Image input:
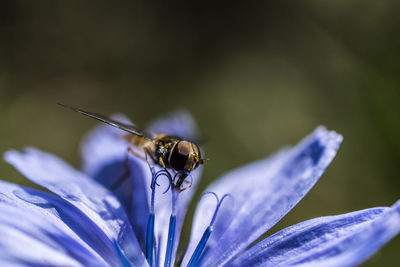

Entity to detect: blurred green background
[0,1,399,266]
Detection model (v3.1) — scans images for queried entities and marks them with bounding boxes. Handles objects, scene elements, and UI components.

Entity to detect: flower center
[145,168,230,267]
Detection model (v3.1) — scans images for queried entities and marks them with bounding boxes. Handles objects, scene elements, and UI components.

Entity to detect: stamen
[187,192,232,267]
[210,194,231,226]
[145,213,155,266]
[155,169,171,194]
[147,170,191,267]
[146,168,171,266]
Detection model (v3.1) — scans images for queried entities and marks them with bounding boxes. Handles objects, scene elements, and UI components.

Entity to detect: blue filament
[164,172,184,267]
[187,192,232,267]
[187,227,212,267]
[145,213,155,266]
[164,214,176,267]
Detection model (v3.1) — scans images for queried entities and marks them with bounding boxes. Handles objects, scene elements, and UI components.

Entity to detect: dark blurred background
[0,1,399,266]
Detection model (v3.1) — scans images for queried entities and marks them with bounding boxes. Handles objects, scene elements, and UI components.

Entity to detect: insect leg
[127,146,146,161]
[141,147,160,189]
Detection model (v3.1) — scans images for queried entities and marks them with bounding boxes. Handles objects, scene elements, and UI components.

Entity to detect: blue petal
[80,111,202,266]
[183,126,343,266]
[229,201,400,267]
[0,180,124,265]
[4,148,147,267]
[0,202,104,266]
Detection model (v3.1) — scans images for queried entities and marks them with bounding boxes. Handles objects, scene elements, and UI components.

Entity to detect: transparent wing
[58,103,147,138]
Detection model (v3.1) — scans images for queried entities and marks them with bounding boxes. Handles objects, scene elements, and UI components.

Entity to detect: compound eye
[177,141,191,156]
[169,141,190,171]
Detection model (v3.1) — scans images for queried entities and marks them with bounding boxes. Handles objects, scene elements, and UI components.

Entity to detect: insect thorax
[154,135,181,168]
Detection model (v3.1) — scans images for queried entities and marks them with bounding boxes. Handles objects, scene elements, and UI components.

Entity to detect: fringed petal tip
[393,200,400,212]
[3,149,16,163]
[315,125,343,141]
[307,126,343,159]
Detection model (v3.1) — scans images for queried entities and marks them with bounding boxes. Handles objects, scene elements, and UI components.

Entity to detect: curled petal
[229,201,400,267]
[4,148,147,266]
[183,126,343,266]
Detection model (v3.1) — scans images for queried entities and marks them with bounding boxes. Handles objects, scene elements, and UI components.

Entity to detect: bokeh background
[0,1,399,266]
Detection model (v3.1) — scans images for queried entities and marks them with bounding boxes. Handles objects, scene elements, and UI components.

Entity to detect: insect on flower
[58,103,204,191]
[1,109,400,267]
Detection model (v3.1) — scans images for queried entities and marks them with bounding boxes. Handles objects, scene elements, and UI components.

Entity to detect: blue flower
[1,111,399,267]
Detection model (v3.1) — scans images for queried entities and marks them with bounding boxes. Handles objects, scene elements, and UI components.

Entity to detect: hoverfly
[58,103,204,191]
